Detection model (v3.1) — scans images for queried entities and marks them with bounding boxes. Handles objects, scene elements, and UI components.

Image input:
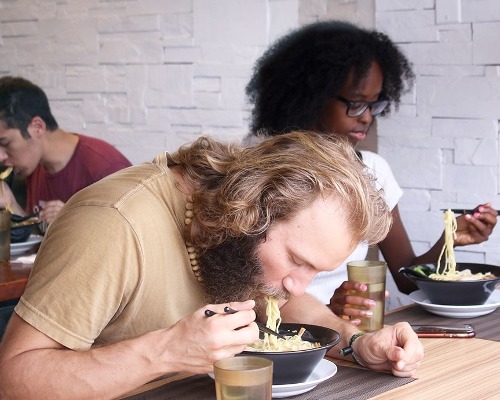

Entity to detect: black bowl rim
[242,322,341,355]
[10,218,39,243]
[401,263,500,284]
[11,220,41,230]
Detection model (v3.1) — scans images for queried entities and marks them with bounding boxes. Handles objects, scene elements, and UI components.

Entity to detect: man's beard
[199,235,264,304]
[198,235,291,313]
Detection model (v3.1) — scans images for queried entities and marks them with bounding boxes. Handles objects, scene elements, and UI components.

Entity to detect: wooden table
[0,260,33,302]
[0,260,34,338]
[368,337,500,399]
[120,304,500,400]
[3,258,497,399]
[374,304,500,399]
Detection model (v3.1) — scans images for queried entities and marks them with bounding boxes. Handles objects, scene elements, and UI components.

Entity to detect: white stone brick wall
[375,0,500,307]
[305,0,500,308]
[1,0,499,309]
[0,0,299,164]
[374,1,500,254]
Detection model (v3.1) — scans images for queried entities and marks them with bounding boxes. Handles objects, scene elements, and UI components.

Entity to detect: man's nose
[0,149,8,163]
[284,268,317,297]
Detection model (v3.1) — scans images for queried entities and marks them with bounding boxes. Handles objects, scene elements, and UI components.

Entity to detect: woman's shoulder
[359,149,387,163]
[360,150,402,209]
[359,150,393,174]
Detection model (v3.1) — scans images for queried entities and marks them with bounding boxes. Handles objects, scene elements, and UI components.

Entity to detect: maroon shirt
[26,134,131,212]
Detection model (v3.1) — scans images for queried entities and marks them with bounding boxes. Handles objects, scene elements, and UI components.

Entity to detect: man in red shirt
[0,76,131,225]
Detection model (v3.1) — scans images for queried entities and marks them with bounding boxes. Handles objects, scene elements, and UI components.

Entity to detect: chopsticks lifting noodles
[204,306,286,339]
[254,321,287,340]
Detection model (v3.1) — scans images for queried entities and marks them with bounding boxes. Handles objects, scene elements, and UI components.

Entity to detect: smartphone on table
[411,324,476,338]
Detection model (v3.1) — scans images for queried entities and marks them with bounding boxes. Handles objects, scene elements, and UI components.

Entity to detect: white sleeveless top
[306,150,403,304]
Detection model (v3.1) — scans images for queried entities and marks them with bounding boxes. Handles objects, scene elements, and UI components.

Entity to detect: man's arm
[279,293,424,377]
[0,302,259,400]
[0,314,170,399]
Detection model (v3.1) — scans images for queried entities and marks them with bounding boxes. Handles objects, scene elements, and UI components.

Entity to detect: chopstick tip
[204,309,216,317]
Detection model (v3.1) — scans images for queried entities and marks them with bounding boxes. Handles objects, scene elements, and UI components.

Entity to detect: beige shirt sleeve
[16,205,142,350]
[15,160,206,350]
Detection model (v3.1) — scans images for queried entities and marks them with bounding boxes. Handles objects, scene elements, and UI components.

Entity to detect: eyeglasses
[336,95,389,117]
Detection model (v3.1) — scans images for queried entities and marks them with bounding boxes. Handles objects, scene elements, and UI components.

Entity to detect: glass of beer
[214,356,273,400]
[347,260,387,332]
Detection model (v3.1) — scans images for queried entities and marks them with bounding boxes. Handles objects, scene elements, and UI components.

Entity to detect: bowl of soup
[241,322,340,385]
[10,215,41,243]
[400,262,500,306]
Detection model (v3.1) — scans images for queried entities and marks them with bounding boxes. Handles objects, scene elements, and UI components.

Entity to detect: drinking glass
[214,356,273,400]
[0,209,11,261]
[347,260,387,332]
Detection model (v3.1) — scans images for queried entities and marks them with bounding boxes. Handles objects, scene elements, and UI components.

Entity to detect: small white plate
[409,290,500,318]
[271,358,337,398]
[209,358,337,398]
[10,235,43,256]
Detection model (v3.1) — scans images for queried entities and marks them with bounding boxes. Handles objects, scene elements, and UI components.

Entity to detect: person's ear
[27,116,47,139]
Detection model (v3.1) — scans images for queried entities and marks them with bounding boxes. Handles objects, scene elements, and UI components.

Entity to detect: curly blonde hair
[168,131,392,251]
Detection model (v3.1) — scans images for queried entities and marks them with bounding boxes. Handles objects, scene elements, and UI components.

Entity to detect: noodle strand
[246,296,320,352]
[430,209,493,281]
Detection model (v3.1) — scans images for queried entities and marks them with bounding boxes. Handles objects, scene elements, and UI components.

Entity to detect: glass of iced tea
[347,260,387,332]
[214,356,273,400]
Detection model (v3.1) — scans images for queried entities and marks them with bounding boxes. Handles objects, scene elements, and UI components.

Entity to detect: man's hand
[352,322,424,377]
[157,300,260,374]
[38,200,65,225]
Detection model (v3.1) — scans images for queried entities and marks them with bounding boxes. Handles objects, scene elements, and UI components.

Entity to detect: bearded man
[0,132,423,400]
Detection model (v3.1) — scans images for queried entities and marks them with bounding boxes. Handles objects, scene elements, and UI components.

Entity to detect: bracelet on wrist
[339,332,366,366]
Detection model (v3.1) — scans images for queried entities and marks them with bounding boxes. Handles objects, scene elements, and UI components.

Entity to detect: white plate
[10,235,43,256]
[409,290,500,318]
[208,358,337,399]
[271,359,337,398]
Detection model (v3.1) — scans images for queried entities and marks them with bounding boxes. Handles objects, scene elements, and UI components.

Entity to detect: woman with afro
[244,20,497,323]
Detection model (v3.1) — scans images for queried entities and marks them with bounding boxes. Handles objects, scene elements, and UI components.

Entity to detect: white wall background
[1,0,499,308]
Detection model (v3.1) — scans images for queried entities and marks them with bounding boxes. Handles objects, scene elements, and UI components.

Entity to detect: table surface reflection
[0,260,33,302]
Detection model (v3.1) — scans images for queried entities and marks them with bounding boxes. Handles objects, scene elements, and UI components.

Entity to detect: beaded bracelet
[339,332,366,366]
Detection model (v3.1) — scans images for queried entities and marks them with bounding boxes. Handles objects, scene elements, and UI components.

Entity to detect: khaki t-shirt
[16,153,205,350]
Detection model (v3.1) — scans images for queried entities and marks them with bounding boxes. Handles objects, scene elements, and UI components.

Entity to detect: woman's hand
[454,203,497,246]
[328,281,376,325]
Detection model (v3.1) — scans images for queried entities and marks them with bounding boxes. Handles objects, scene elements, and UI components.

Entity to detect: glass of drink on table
[214,356,273,400]
[347,260,387,332]
[0,208,10,261]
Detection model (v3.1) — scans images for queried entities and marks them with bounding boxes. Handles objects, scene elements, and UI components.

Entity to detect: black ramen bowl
[241,323,340,385]
[10,214,41,243]
[400,263,500,306]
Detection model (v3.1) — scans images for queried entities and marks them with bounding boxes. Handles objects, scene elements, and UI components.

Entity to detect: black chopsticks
[205,306,286,339]
[441,208,479,214]
[254,321,287,340]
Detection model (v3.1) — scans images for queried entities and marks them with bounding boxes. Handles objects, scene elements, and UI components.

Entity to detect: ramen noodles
[430,209,494,281]
[245,296,320,352]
